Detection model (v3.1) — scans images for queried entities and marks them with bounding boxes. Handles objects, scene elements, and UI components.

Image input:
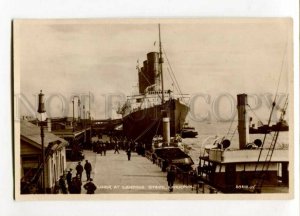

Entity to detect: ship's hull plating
[122,99,189,146]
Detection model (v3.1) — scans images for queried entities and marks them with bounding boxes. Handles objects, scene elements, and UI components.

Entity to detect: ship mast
[158,24,165,104]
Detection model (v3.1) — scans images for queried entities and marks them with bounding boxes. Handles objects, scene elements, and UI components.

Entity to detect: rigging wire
[167,67,181,94]
[274,41,288,103]
[253,95,289,190]
[162,47,184,99]
[262,40,288,148]
[254,39,288,173]
[247,104,264,125]
[225,112,237,138]
[155,118,161,136]
[133,119,159,142]
[229,127,237,142]
[280,95,289,120]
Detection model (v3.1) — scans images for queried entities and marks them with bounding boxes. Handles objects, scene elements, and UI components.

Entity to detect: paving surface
[66,150,198,194]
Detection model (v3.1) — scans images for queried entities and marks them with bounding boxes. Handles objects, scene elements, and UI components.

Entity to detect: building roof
[21,120,68,150]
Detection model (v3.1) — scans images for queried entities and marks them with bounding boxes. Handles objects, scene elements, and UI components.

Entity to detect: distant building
[20,120,68,194]
[48,117,92,151]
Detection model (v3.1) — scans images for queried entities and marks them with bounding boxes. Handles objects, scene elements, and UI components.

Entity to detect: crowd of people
[59,160,178,194]
[91,136,146,157]
[90,136,149,163]
[58,160,97,194]
[58,135,184,194]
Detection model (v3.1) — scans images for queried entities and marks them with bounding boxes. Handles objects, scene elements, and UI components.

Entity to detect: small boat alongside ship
[249,124,271,134]
[181,122,198,138]
[249,118,289,134]
[150,126,194,172]
[152,146,194,172]
[152,134,184,151]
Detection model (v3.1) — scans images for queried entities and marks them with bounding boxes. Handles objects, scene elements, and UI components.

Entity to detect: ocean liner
[118,25,189,147]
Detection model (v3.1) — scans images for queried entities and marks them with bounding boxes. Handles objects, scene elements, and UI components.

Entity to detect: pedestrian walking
[92,141,96,152]
[114,143,120,154]
[103,143,106,156]
[59,175,68,194]
[84,160,92,181]
[126,148,131,161]
[66,169,72,186]
[76,161,83,180]
[167,165,176,192]
[162,160,169,172]
[106,141,109,150]
[141,143,146,156]
[83,178,97,194]
[98,143,103,155]
[94,140,99,153]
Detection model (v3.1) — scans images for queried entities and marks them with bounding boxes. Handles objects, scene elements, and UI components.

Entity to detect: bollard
[209,187,215,194]
[197,182,204,194]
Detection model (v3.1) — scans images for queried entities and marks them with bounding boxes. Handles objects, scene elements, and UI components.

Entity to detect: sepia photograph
[13,19,293,199]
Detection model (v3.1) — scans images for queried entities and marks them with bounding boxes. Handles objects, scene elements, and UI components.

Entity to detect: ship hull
[181,130,198,138]
[122,99,189,146]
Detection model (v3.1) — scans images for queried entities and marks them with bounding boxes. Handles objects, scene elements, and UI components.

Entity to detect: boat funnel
[162,112,170,146]
[237,94,249,149]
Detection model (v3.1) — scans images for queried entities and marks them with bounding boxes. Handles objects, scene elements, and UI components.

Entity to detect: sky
[15,19,292,122]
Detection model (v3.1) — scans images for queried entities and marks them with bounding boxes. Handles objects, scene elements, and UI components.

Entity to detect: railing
[145,150,220,193]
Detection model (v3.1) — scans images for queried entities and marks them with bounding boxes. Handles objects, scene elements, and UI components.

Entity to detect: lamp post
[37,90,46,194]
[78,98,81,121]
[72,100,74,128]
[83,105,86,145]
[72,96,80,132]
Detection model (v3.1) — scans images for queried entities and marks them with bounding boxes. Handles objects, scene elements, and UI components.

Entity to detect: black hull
[122,99,189,146]
[181,130,198,138]
[249,127,271,134]
[249,124,289,134]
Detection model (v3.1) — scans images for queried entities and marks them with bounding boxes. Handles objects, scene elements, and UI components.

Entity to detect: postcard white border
[0,1,299,216]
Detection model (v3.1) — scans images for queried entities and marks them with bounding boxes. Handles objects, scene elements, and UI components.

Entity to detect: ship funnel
[237,94,249,149]
[147,52,159,90]
[162,112,170,146]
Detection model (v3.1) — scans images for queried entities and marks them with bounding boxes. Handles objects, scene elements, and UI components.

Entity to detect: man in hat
[167,165,176,192]
[126,147,131,161]
[69,175,82,194]
[59,175,67,194]
[114,143,120,154]
[83,178,97,194]
[84,160,92,181]
[76,161,83,180]
[66,169,72,186]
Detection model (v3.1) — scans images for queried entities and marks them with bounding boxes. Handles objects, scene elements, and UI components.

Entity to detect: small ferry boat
[249,118,289,134]
[150,115,194,172]
[181,123,198,138]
